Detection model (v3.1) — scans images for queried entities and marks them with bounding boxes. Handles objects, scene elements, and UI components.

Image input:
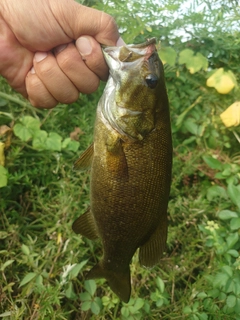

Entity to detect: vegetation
[1,0,240,319]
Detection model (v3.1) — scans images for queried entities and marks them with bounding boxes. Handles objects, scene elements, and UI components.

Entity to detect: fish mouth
[100,38,158,141]
[102,38,157,68]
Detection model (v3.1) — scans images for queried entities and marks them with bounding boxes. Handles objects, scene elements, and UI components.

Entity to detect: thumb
[55,1,120,46]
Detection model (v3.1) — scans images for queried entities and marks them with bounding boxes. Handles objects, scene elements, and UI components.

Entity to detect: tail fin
[86,262,131,303]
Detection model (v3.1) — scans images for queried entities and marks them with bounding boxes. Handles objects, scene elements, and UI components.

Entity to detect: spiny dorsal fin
[72,208,98,240]
[139,218,167,268]
[73,143,94,171]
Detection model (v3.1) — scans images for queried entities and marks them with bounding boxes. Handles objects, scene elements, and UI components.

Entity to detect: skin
[0,0,122,108]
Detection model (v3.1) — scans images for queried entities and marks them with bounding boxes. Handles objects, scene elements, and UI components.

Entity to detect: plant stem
[0,92,27,107]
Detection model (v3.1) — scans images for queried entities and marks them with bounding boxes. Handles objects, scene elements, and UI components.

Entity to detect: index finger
[53,1,120,46]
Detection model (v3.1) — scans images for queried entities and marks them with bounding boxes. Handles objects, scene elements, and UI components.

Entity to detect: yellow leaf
[57,233,62,245]
[220,101,240,127]
[146,26,152,32]
[206,68,236,94]
[0,142,5,166]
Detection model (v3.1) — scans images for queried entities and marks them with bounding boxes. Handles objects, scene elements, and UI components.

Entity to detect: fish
[72,38,172,303]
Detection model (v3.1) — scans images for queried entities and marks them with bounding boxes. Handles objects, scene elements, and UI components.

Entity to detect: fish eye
[145,74,158,89]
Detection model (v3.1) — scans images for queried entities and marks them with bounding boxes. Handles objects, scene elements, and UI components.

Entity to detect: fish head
[101,38,167,141]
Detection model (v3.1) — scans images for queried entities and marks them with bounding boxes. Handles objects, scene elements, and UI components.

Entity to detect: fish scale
[72,38,172,302]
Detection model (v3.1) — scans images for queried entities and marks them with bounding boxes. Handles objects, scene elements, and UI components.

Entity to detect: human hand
[0,0,122,108]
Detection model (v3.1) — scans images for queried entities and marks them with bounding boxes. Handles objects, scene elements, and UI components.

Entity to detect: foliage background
[0,0,240,319]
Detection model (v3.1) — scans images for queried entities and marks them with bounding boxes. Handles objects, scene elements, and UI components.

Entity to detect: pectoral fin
[139,218,168,268]
[72,208,98,240]
[106,135,128,180]
[73,143,94,171]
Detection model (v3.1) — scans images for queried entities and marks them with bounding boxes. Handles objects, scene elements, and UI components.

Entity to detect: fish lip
[102,37,157,69]
[101,37,157,50]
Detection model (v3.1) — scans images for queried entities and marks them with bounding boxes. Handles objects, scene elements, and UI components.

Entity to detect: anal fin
[72,208,98,240]
[73,143,94,171]
[139,218,167,268]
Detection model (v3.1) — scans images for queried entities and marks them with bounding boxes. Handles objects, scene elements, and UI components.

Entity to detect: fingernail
[116,37,126,46]
[54,44,67,55]
[34,52,47,62]
[76,37,92,56]
[30,67,35,74]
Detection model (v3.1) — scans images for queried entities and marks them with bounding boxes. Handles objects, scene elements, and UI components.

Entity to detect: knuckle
[26,75,57,109]
[59,90,79,104]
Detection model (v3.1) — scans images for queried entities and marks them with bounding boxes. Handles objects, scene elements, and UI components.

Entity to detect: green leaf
[61,138,71,149]
[21,244,30,255]
[202,155,223,170]
[69,260,88,279]
[183,306,192,314]
[0,259,14,271]
[226,295,237,308]
[159,47,177,66]
[134,298,144,310]
[80,292,91,301]
[13,116,41,142]
[183,118,200,136]
[62,138,80,152]
[85,279,96,296]
[227,249,239,258]
[0,231,9,239]
[213,272,229,288]
[65,282,77,300]
[222,265,233,278]
[121,306,130,318]
[0,312,12,317]
[35,275,43,286]
[197,292,208,299]
[45,132,62,151]
[179,49,194,64]
[230,218,240,230]
[21,116,41,130]
[32,130,48,150]
[218,210,238,220]
[19,272,37,287]
[226,232,239,249]
[198,313,208,320]
[0,165,8,188]
[207,185,227,201]
[81,300,91,311]
[91,298,102,315]
[13,123,32,141]
[227,184,240,210]
[156,277,165,293]
[179,49,208,73]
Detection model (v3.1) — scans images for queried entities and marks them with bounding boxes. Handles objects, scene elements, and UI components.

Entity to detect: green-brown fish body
[73,38,172,303]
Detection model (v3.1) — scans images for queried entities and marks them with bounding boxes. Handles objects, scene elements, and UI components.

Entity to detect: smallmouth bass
[73,38,172,303]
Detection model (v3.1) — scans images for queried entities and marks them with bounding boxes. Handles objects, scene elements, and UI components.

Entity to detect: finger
[26,67,58,108]
[76,36,109,81]
[33,51,79,104]
[0,18,33,97]
[53,1,120,46]
[54,42,100,94]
